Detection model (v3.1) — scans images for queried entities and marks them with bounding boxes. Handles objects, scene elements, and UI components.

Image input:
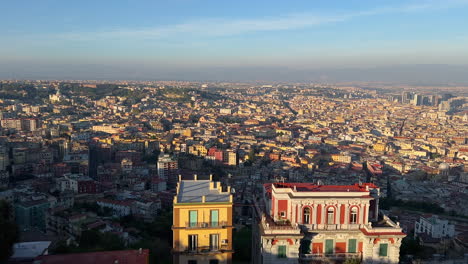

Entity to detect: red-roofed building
[34,249,149,264]
[252,182,405,264]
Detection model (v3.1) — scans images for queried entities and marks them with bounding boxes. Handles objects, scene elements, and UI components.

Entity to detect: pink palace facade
[252,182,406,264]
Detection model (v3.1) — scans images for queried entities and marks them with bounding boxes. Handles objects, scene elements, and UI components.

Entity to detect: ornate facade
[252,182,405,264]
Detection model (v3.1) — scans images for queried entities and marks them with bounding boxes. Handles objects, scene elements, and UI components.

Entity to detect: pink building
[252,182,405,264]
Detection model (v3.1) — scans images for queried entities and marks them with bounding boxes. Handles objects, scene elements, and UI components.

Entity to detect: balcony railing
[185,221,229,228]
[301,252,362,260]
[302,223,365,231]
[261,218,301,235]
[184,245,231,254]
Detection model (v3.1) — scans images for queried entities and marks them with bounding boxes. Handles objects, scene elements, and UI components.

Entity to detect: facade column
[292,202,296,225]
[336,201,340,225]
[363,203,369,224]
[344,203,349,225]
[321,201,326,224]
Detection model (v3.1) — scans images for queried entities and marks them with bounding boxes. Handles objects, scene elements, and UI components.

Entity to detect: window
[303,207,311,224]
[189,210,197,227]
[210,234,219,251]
[348,239,357,253]
[325,239,334,254]
[280,211,286,217]
[327,207,335,224]
[210,210,219,227]
[209,260,219,264]
[350,207,358,224]
[188,235,198,251]
[277,245,287,258]
[379,243,388,257]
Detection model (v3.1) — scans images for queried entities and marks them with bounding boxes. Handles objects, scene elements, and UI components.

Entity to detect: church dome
[438,163,450,171]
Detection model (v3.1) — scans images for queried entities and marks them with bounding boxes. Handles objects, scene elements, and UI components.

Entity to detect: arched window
[303,207,311,224]
[327,207,335,224]
[350,207,358,224]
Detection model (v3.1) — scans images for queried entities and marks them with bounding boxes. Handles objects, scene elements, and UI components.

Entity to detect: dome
[438,163,450,171]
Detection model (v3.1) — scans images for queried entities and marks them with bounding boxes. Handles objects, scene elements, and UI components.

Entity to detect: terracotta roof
[265,182,378,193]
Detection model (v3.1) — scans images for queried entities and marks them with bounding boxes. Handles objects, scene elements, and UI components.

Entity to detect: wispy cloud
[54,0,468,41]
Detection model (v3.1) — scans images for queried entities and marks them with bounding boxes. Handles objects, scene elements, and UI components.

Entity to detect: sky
[1,0,468,82]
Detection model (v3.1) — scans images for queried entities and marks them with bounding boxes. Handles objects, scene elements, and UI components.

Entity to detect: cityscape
[1,1,468,264]
[0,81,466,264]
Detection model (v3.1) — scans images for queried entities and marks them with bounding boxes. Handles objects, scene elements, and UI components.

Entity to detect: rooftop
[10,241,51,259]
[266,182,378,193]
[175,176,231,203]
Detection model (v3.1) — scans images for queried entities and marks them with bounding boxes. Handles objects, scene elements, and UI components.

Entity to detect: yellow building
[330,153,352,163]
[172,175,233,264]
[373,142,386,152]
[188,144,208,157]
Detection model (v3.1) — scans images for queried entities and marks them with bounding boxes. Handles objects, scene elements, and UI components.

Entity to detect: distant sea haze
[0,63,467,85]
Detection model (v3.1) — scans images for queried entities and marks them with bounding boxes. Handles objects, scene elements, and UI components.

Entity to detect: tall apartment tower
[172,175,234,264]
[401,92,412,104]
[252,182,406,264]
[157,154,178,188]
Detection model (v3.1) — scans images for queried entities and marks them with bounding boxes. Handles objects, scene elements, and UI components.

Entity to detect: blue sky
[1,0,468,80]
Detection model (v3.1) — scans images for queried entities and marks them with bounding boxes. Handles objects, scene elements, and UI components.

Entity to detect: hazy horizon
[1,63,468,85]
[1,0,468,83]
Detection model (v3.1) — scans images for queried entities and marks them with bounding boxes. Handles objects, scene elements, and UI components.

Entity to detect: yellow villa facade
[172,175,233,264]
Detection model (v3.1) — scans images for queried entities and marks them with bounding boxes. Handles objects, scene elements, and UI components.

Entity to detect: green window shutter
[211,210,219,227]
[379,243,388,257]
[278,245,287,258]
[189,210,198,227]
[325,239,334,254]
[348,239,357,253]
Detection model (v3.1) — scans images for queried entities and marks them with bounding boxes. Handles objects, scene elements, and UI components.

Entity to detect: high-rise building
[412,94,423,106]
[252,182,406,264]
[157,154,178,188]
[401,92,412,104]
[172,175,233,264]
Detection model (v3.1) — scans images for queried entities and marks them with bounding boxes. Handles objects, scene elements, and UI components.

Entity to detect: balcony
[183,245,232,254]
[184,221,229,229]
[261,215,302,235]
[300,252,362,261]
[361,214,405,235]
[302,223,365,231]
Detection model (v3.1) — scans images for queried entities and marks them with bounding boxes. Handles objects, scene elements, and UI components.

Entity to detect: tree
[248,148,256,162]
[100,233,125,251]
[300,240,311,254]
[79,230,101,249]
[233,227,252,262]
[0,200,18,262]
